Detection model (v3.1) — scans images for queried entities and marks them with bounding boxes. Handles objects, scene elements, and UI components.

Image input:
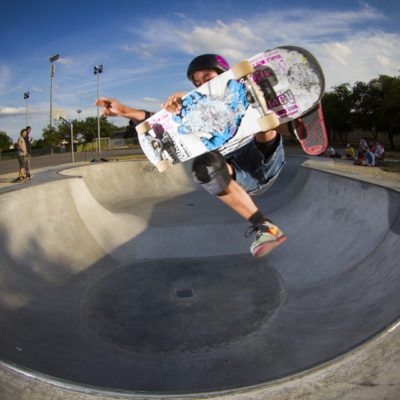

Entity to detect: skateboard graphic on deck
[137,46,326,172]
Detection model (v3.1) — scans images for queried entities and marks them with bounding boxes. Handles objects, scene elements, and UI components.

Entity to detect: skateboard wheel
[232,61,254,80]
[246,90,255,104]
[156,159,171,173]
[150,138,163,151]
[258,113,280,132]
[136,121,151,135]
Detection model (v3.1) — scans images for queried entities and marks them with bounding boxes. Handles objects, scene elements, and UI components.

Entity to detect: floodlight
[49,54,60,62]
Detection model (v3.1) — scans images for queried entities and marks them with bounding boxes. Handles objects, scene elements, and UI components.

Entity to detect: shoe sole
[253,235,286,259]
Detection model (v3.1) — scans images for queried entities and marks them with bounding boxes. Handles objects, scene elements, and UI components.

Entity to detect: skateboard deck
[137,46,325,171]
[290,102,328,155]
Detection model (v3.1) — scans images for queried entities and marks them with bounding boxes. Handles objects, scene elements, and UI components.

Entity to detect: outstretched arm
[94,97,153,121]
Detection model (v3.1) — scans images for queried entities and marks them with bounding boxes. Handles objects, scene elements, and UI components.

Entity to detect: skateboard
[290,102,328,155]
[137,46,325,172]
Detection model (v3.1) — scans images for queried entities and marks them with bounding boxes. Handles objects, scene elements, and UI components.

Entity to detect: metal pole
[49,54,59,130]
[97,71,101,155]
[71,122,74,163]
[24,92,29,127]
[50,63,54,129]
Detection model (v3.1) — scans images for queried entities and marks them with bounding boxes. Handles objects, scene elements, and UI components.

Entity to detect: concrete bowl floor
[0,157,399,399]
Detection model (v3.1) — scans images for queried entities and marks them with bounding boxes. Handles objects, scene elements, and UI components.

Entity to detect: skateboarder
[95,54,287,258]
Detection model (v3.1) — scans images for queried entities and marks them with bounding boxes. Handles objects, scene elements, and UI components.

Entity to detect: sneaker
[245,220,286,258]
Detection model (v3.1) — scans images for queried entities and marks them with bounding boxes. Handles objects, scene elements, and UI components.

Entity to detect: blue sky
[0,0,399,142]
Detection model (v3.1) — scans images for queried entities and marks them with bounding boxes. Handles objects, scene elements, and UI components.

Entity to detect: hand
[162,91,186,114]
[94,97,123,117]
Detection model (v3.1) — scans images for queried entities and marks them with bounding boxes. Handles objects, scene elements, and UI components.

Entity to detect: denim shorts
[225,136,285,195]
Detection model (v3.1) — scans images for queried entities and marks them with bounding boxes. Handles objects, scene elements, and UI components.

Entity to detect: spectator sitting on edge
[345,144,355,160]
[364,147,375,167]
[324,145,336,158]
[374,142,385,166]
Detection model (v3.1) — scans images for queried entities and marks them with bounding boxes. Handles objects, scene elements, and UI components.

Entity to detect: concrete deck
[0,156,399,399]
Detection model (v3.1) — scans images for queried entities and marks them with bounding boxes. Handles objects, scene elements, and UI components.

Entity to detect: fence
[0,138,139,161]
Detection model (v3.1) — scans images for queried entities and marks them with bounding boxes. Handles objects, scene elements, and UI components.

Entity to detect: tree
[374,75,400,150]
[322,74,400,149]
[352,80,381,139]
[352,75,400,149]
[39,116,119,153]
[74,116,118,143]
[41,125,62,154]
[0,131,13,151]
[322,84,353,144]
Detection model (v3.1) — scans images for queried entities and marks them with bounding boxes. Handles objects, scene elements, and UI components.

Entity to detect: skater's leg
[192,151,285,258]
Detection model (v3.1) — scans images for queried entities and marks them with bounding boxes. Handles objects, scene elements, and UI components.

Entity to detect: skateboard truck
[136,122,172,173]
[231,61,280,132]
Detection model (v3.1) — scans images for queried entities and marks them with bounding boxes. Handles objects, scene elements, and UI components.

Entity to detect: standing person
[16,129,28,182]
[24,126,33,178]
[96,54,289,258]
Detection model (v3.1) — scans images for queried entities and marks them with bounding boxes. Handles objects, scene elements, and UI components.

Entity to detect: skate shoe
[245,220,286,258]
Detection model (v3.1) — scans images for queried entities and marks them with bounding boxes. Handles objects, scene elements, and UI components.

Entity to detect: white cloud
[142,97,160,103]
[131,4,386,60]
[129,4,398,90]
[121,43,166,62]
[174,12,188,21]
[122,44,138,53]
[0,106,26,117]
[316,31,400,89]
[0,106,46,118]
[58,57,73,65]
[324,43,352,67]
[178,20,262,60]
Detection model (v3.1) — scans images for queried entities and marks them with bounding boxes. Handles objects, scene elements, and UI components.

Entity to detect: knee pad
[192,151,231,196]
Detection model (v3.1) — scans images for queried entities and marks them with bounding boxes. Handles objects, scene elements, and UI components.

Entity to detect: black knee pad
[192,151,231,195]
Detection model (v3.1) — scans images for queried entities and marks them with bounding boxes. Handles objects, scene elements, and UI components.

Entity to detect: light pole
[24,91,29,127]
[49,54,60,130]
[94,64,103,155]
